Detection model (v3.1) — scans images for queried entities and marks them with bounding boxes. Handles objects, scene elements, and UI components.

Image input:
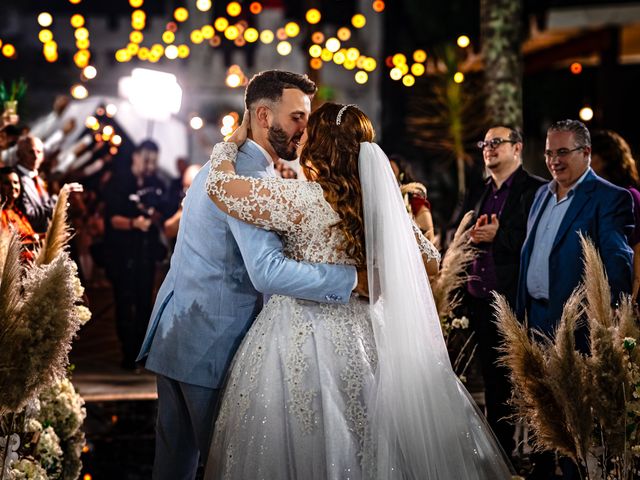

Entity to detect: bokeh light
[227,2,242,17]
[579,106,594,121]
[453,72,464,83]
[355,71,369,84]
[260,30,274,44]
[214,17,229,31]
[306,9,321,25]
[337,27,351,41]
[411,63,425,76]
[285,22,300,38]
[174,7,189,22]
[190,116,204,130]
[277,41,292,56]
[413,49,427,63]
[372,1,385,12]
[244,28,259,42]
[165,45,179,59]
[326,37,341,53]
[402,74,416,87]
[83,65,97,79]
[38,12,53,28]
[457,35,471,48]
[250,2,263,15]
[71,84,89,99]
[570,62,583,75]
[352,14,366,28]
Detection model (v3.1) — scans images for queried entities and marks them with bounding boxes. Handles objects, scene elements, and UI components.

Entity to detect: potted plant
[0,78,27,117]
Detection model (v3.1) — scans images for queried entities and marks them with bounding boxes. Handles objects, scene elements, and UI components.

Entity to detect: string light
[579,106,594,121]
[190,116,204,130]
[249,2,262,14]
[311,31,325,44]
[310,58,323,70]
[71,84,88,99]
[196,0,212,12]
[38,30,53,43]
[570,62,583,75]
[277,41,292,56]
[83,65,97,79]
[227,2,242,17]
[306,9,321,25]
[70,14,85,28]
[38,12,53,28]
[355,71,368,84]
[390,67,403,80]
[392,53,407,66]
[351,14,366,28]
[129,0,143,7]
[260,30,274,44]
[453,72,464,83]
[413,49,427,63]
[214,17,229,31]
[372,1,385,12]
[402,74,416,87]
[191,30,204,43]
[457,35,470,48]
[174,7,189,22]
[165,45,179,59]
[224,26,240,41]
[226,73,242,88]
[162,31,175,44]
[285,22,300,38]
[201,25,214,39]
[337,27,351,41]
[411,63,425,76]
[325,37,340,53]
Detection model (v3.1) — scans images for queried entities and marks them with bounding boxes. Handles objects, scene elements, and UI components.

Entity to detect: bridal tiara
[336,104,358,126]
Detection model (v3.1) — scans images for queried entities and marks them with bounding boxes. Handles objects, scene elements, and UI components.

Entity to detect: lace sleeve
[205,142,310,233]
[412,221,441,264]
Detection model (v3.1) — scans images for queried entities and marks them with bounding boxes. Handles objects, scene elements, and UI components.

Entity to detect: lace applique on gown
[204,142,440,480]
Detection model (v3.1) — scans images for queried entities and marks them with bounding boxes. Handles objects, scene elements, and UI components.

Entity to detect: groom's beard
[268,124,301,161]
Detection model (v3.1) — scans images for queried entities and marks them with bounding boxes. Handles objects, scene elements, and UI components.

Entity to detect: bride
[204,103,513,479]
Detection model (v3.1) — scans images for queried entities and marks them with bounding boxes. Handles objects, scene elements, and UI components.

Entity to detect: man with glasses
[465,126,545,458]
[516,119,634,477]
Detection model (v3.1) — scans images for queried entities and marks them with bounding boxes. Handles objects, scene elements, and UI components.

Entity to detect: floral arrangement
[0,79,27,104]
[495,234,640,479]
[0,189,91,479]
[431,210,477,380]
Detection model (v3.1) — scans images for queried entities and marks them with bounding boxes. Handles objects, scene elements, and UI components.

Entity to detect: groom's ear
[254,105,271,129]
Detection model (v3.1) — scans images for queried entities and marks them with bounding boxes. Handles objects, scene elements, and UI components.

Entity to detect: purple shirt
[467,168,519,298]
[628,187,640,247]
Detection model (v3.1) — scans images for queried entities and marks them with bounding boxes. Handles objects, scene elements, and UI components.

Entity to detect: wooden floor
[69,273,157,403]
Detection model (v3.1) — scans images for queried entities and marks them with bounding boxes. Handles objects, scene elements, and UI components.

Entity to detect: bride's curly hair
[300,103,375,267]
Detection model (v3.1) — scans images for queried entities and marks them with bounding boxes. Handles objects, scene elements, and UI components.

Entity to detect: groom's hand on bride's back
[227,110,250,146]
[354,268,369,299]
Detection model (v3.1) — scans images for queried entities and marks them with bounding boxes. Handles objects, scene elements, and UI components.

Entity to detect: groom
[137,70,360,480]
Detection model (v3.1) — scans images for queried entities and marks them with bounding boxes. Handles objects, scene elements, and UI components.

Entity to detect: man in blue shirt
[517,119,634,478]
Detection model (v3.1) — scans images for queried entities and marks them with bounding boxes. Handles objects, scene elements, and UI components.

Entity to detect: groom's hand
[354,268,369,299]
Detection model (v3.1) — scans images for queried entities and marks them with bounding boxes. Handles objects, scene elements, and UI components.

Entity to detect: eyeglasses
[476,138,516,150]
[544,146,585,160]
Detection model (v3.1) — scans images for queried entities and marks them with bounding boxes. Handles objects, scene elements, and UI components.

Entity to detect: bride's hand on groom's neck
[227,110,250,146]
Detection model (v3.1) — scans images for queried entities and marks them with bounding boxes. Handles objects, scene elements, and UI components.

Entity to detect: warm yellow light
[310,58,323,70]
[131,10,146,23]
[74,28,89,41]
[103,125,114,136]
[201,25,214,39]
[355,71,368,84]
[392,53,407,66]
[343,59,356,70]
[130,31,143,43]
[112,134,122,146]
[165,45,179,59]
[2,44,16,58]
[70,14,85,28]
[309,44,322,58]
[38,12,53,28]
[398,63,409,75]
[83,474,92,480]
[129,0,143,7]
[178,45,190,58]
[224,25,240,40]
[411,63,425,76]
[244,28,259,42]
[226,73,242,88]
[402,74,416,87]
[151,44,164,55]
[106,104,117,117]
[413,49,427,63]
[311,31,324,44]
[126,42,139,55]
[214,17,229,31]
[115,49,130,62]
[76,39,90,49]
[356,56,366,69]
[337,27,351,41]
[83,65,97,79]
[43,42,57,56]
[138,47,150,60]
[276,28,287,40]
[579,106,594,122]
[305,8,321,25]
[333,51,346,65]
[457,35,470,48]
[222,114,235,127]
[320,48,333,62]
[390,67,403,80]
[209,35,222,47]
[74,50,90,68]
[71,84,89,99]
[351,14,366,28]
[277,41,292,56]
[196,0,212,12]
[189,30,204,44]
[174,7,189,22]
[325,37,340,53]
[363,57,377,72]
[162,31,175,44]
[346,48,360,61]
[45,51,58,62]
[285,22,300,38]
[260,29,274,44]
[85,116,98,129]
[453,72,464,83]
[38,29,53,43]
[69,0,81,4]
[227,2,242,17]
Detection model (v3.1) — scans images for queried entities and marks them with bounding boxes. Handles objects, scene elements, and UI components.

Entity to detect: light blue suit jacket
[138,141,356,388]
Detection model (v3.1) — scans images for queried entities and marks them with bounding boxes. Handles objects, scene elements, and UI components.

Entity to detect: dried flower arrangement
[495,234,640,479]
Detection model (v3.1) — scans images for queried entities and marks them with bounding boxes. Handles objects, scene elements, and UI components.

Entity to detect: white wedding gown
[203,142,513,480]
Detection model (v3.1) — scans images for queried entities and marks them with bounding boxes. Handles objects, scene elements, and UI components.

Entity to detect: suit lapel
[523,188,551,255]
[500,167,526,220]
[551,173,596,251]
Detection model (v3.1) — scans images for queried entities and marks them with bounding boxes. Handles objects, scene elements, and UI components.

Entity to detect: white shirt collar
[548,167,591,196]
[16,164,38,179]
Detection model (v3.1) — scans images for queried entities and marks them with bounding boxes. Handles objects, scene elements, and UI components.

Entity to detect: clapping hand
[469,213,499,244]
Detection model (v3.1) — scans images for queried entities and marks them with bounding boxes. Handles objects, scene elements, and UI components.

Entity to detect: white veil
[359,142,513,479]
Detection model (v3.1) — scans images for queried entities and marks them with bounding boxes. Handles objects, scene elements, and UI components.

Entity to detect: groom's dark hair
[245,70,317,110]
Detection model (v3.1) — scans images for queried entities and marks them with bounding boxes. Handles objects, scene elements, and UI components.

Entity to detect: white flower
[9,458,48,480]
[459,316,469,329]
[35,426,63,476]
[451,318,462,329]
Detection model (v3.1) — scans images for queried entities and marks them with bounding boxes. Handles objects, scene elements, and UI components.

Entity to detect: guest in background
[103,139,167,370]
[591,129,640,301]
[0,166,38,261]
[389,153,435,241]
[164,164,201,242]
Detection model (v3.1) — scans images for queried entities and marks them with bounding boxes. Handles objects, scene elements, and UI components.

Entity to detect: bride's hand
[227,110,250,146]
